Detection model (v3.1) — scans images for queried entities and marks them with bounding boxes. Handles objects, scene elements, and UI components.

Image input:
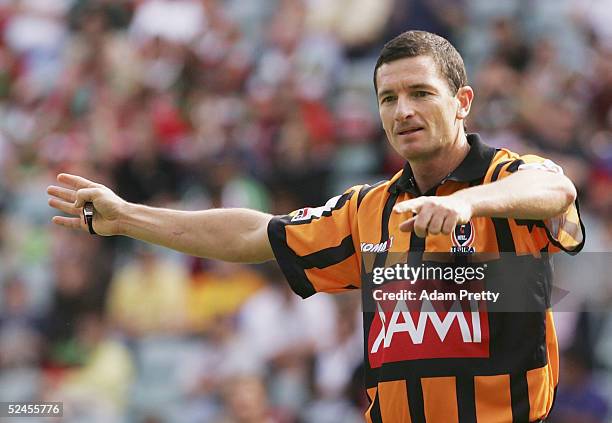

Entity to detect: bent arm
[394,169,577,237]
[453,169,577,220]
[119,204,274,263]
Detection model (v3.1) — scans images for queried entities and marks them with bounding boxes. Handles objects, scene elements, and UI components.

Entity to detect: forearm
[452,170,577,220]
[118,204,275,263]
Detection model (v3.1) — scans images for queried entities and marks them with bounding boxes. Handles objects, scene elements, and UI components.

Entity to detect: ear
[455,86,474,120]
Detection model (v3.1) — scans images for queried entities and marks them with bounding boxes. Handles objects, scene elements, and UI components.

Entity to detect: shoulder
[493,147,557,166]
[354,169,404,209]
[486,148,561,182]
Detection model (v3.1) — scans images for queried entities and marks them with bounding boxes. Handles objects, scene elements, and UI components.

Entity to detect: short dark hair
[373,31,468,95]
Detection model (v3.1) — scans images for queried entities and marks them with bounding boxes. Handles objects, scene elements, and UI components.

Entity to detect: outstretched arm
[47,173,274,263]
[393,169,577,238]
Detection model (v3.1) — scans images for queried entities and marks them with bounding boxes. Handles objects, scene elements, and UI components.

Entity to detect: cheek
[379,110,393,132]
[444,102,458,119]
[430,105,453,127]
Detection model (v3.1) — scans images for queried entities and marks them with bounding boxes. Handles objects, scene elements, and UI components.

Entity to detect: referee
[48,31,584,423]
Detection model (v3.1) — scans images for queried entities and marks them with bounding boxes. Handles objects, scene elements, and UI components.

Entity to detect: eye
[380,95,397,104]
[413,91,430,98]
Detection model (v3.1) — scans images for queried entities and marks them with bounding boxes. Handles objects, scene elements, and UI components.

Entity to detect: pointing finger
[394,198,424,214]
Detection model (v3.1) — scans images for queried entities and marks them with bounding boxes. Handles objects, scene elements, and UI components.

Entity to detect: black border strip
[267,217,317,298]
[490,160,511,182]
[297,235,355,269]
[358,181,386,209]
[487,158,514,255]
[506,159,525,173]
[456,375,477,423]
[510,372,530,423]
[492,218,516,252]
[369,391,383,423]
[408,232,425,265]
[515,219,547,231]
[543,199,586,255]
[407,377,426,423]
[373,187,399,269]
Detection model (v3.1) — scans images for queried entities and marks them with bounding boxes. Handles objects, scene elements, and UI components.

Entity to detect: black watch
[83,202,97,235]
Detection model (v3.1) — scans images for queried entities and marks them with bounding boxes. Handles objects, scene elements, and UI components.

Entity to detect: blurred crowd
[0,0,610,422]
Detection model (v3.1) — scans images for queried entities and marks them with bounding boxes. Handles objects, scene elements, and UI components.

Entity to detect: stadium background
[0,0,610,422]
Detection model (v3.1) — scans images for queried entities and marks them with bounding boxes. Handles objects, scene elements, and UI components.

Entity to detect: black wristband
[83,202,96,235]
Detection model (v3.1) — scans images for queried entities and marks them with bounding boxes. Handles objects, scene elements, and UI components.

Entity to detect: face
[376,55,473,161]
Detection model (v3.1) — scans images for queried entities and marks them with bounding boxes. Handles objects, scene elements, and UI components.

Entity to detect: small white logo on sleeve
[518,159,563,174]
[290,195,342,222]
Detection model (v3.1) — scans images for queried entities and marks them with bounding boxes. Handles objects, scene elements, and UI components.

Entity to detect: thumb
[74,187,101,208]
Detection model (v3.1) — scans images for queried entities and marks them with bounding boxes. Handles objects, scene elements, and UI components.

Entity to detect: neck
[410,132,470,194]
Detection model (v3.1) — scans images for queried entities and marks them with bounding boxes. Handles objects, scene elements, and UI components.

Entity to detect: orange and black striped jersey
[267,134,585,423]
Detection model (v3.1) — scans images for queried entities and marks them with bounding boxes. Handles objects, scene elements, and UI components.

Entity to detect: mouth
[396,127,424,136]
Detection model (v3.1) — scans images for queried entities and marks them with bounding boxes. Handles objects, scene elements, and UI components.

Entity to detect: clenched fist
[393,195,473,238]
[47,173,128,236]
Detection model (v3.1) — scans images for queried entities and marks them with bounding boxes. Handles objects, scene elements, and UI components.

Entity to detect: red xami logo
[367,281,490,368]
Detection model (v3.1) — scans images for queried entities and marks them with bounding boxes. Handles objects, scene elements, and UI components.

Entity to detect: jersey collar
[390,133,497,195]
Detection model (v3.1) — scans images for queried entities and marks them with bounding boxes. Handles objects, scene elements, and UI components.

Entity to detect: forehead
[375,55,449,94]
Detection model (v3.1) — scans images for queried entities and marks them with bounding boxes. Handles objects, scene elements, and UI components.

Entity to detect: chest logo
[361,237,394,253]
[451,221,475,254]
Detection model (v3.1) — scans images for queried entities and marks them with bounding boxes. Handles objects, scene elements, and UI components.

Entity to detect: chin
[394,135,447,161]
[394,144,436,162]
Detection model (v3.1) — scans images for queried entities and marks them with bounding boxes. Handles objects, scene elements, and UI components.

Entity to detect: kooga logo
[361,237,394,253]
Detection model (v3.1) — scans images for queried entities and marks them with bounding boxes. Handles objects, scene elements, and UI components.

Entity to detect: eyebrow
[377,83,438,99]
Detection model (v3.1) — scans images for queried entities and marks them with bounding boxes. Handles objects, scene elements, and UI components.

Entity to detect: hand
[47,173,128,236]
[393,195,473,238]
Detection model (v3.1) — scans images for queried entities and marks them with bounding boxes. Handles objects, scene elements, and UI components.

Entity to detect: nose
[393,95,416,122]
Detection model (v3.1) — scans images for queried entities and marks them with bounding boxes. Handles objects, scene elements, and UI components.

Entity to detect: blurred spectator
[129,0,206,46]
[0,275,43,368]
[185,261,264,334]
[45,231,112,366]
[306,0,393,56]
[58,312,134,423]
[489,17,531,72]
[237,264,338,414]
[106,246,188,337]
[302,293,364,423]
[382,0,464,46]
[549,347,610,423]
[216,374,291,423]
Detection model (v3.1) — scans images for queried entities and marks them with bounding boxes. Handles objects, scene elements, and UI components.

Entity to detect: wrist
[116,201,138,236]
[450,190,477,219]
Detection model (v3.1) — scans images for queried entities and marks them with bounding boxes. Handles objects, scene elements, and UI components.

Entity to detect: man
[48,31,584,422]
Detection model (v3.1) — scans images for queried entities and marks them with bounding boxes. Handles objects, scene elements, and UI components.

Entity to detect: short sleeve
[499,154,585,254]
[267,187,362,298]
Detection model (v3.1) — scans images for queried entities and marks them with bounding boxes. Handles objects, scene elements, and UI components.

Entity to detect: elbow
[556,176,577,214]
